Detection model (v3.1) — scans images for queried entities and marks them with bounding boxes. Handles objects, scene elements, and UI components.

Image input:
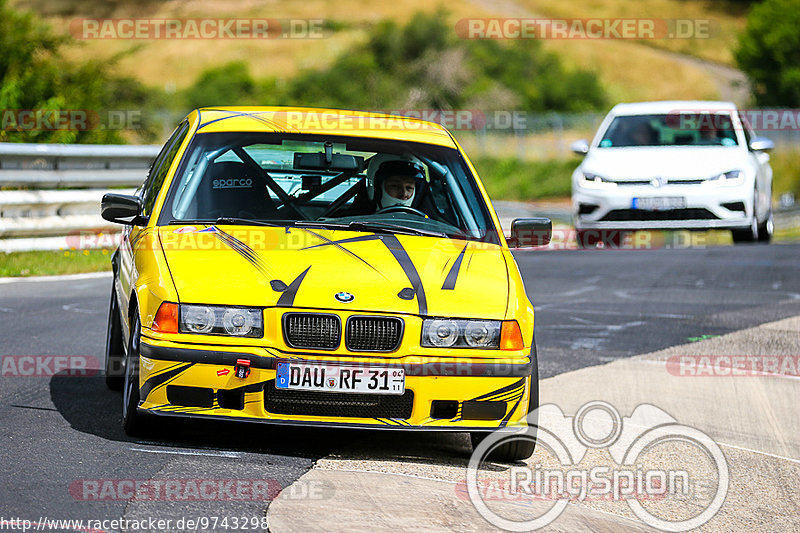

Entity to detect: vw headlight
[422,319,501,349]
[705,170,743,186]
[579,172,618,189]
[179,304,263,338]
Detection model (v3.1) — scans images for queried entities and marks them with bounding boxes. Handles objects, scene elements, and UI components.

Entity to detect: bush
[185,10,607,113]
[184,61,259,109]
[768,148,800,198]
[736,0,800,106]
[470,156,578,200]
[0,0,160,143]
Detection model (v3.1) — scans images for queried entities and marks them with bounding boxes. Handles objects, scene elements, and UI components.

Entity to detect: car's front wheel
[470,338,539,462]
[122,311,149,436]
[758,210,773,243]
[732,192,764,244]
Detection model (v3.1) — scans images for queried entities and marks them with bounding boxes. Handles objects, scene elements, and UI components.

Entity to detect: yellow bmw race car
[101,107,551,461]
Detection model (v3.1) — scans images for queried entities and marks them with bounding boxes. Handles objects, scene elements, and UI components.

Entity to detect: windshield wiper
[280,220,447,237]
[346,221,447,238]
[168,218,284,227]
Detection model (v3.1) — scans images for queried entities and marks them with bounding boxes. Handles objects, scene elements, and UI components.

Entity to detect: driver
[373,160,425,210]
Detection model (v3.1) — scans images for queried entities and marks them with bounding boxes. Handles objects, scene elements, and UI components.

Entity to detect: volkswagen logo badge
[335,291,355,303]
[650,176,667,188]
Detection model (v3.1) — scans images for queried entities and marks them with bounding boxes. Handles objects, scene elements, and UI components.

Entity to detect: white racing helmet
[366,153,428,208]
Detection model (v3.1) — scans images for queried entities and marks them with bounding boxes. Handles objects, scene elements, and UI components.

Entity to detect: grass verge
[472,156,576,200]
[0,249,113,278]
[769,148,800,198]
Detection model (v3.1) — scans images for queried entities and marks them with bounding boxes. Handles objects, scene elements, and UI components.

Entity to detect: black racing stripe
[198,109,286,130]
[214,229,270,278]
[277,266,311,306]
[139,363,194,402]
[465,250,475,272]
[379,234,427,315]
[467,377,526,402]
[301,234,383,250]
[500,393,525,427]
[300,229,381,274]
[216,229,260,263]
[441,243,468,290]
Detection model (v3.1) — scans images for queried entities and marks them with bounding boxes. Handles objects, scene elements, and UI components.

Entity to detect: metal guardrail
[0,143,159,251]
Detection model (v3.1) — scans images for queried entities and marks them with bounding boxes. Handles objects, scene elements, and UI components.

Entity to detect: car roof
[609,101,738,116]
[189,106,458,148]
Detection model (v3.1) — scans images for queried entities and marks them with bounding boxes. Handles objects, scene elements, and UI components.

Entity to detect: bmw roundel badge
[335,291,355,303]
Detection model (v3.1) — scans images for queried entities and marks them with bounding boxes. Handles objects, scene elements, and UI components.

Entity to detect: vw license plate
[275,362,405,395]
[632,197,686,210]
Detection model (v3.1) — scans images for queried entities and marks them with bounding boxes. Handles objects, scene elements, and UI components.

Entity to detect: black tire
[731,219,758,243]
[733,193,760,244]
[122,311,149,436]
[757,211,773,243]
[470,338,539,462]
[104,287,125,390]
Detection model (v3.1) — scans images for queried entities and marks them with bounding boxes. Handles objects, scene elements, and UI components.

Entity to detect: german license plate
[632,197,686,210]
[275,362,405,395]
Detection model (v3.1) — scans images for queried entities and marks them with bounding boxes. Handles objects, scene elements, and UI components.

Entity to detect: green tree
[184,61,259,109]
[736,0,800,106]
[0,0,158,143]
[188,10,606,113]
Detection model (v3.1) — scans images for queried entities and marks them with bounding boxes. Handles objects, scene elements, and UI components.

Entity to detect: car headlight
[179,304,263,338]
[704,170,743,186]
[422,319,501,349]
[579,172,618,189]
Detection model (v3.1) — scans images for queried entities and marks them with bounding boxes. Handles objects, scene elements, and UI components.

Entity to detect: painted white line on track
[0,271,111,284]
[561,286,597,297]
[715,441,800,464]
[61,302,98,314]
[129,446,242,458]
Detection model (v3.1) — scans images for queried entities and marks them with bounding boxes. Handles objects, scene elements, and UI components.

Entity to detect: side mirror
[509,218,552,248]
[570,139,590,155]
[749,136,774,151]
[101,193,143,225]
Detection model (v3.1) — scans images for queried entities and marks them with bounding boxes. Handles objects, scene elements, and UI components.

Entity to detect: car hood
[583,147,746,180]
[158,226,509,319]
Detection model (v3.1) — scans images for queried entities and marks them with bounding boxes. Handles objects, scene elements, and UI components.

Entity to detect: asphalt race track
[1,242,799,530]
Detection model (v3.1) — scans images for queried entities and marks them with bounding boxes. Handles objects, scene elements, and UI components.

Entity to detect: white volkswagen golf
[571,101,774,246]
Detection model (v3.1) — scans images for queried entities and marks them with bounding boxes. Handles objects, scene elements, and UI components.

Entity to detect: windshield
[598,113,739,148]
[158,133,500,244]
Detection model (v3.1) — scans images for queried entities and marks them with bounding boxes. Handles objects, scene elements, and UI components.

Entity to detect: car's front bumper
[137,338,533,431]
[573,183,752,231]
